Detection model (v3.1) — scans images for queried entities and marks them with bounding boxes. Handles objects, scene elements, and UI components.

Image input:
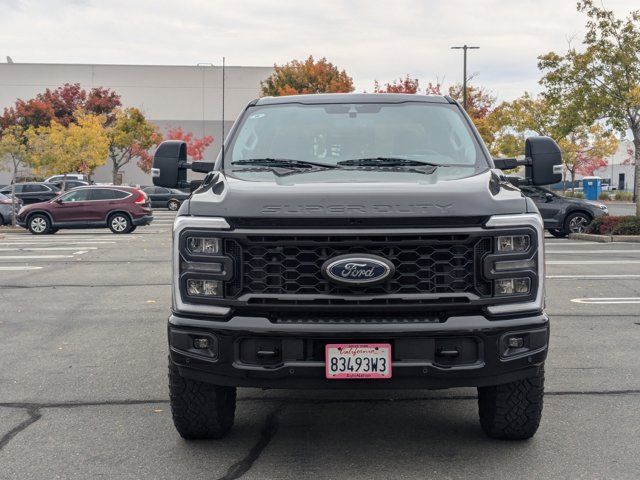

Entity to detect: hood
[187,168,527,219]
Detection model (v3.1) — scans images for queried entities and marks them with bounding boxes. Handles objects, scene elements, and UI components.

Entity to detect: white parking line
[571,297,640,304]
[0,247,98,251]
[547,250,640,254]
[0,254,75,259]
[0,266,43,271]
[0,241,114,246]
[547,260,640,264]
[547,275,640,279]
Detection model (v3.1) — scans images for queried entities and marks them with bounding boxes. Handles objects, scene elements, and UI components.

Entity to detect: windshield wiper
[336,157,445,168]
[232,158,338,169]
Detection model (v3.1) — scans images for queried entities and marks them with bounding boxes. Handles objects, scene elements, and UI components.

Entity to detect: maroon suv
[17,186,153,234]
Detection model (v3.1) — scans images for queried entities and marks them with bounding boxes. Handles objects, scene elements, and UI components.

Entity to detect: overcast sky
[1,0,638,101]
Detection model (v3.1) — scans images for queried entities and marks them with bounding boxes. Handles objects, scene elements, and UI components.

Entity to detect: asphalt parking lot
[1,209,639,480]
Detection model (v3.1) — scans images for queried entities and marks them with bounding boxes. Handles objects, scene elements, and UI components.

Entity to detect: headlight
[497,235,530,252]
[186,279,222,297]
[173,217,231,316]
[495,277,531,295]
[485,214,544,315]
[186,236,220,255]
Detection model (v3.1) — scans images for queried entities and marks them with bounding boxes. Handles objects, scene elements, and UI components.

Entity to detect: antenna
[221,56,226,164]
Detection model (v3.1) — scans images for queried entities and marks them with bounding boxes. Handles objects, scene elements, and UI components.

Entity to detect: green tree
[538,0,640,214]
[492,93,618,191]
[261,56,354,96]
[0,126,30,225]
[26,112,109,188]
[106,108,158,184]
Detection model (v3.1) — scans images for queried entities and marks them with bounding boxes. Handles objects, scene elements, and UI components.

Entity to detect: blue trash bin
[582,176,602,200]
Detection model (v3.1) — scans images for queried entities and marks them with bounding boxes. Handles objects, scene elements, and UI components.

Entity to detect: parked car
[16,185,153,234]
[508,177,608,237]
[49,179,90,190]
[0,183,61,204]
[142,186,190,210]
[44,173,89,184]
[0,192,23,225]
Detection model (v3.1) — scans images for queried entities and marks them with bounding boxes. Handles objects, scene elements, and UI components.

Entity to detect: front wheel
[167,199,180,211]
[168,360,236,440]
[28,214,51,235]
[477,366,545,440]
[564,212,591,234]
[108,213,132,234]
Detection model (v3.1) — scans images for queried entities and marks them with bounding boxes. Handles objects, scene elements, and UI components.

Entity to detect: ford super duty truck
[151,93,563,441]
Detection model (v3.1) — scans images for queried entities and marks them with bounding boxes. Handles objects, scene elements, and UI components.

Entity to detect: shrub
[611,216,640,235]
[598,192,610,201]
[564,190,585,198]
[587,215,640,235]
[613,191,633,201]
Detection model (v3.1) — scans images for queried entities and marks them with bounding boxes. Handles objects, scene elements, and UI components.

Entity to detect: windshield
[225,102,488,170]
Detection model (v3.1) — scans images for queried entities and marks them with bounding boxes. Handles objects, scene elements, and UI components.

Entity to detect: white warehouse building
[0,62,273,185]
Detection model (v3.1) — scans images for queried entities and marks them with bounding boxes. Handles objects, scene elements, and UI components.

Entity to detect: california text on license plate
[325,343,392,379]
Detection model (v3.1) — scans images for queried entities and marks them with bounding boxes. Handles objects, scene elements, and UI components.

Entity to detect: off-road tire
[28,214,52,235]
[549,228,566,238]
[108,213,131,234]
[167,199,180,211]
[477,366,544,440]
[168,359,236,440]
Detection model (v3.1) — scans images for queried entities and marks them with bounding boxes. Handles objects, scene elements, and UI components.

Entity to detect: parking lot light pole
[451,45,479,111]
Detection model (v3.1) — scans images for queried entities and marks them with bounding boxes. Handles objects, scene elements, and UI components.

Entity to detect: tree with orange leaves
[261,56,354,96]
[373,75,420,94]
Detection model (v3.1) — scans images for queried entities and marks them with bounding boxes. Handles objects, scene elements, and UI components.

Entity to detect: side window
[111,190,130,199]
[90,189,116,200]
[23,184,43,193]
[59,189,91,202]
[156,187,170,194]
[143,187,158,194]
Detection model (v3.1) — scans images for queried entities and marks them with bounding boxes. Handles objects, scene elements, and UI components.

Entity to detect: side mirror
[545,193,554,202]
[525,136,563,186]
[54,197,63,204]
[151,140,216,190]
[152,141,188,189]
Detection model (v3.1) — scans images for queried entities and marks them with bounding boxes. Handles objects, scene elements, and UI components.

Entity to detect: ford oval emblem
[322,254,395,286]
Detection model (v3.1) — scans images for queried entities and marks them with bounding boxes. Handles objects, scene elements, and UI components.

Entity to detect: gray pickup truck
[152,93,562,441]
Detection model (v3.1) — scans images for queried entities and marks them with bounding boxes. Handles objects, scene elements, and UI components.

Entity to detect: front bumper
[168,312,549,390]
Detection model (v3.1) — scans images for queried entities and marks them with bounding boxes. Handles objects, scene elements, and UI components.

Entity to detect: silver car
[0,192,23,225]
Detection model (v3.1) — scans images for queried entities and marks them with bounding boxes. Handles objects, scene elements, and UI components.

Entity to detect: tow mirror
[151,140,216,190]
[152,141,188,189]
[525,136,563,186]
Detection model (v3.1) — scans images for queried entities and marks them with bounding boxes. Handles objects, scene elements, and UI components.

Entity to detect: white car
[44,174,89,183]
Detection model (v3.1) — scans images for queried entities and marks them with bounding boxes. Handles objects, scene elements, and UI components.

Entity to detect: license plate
[325,343,392,379]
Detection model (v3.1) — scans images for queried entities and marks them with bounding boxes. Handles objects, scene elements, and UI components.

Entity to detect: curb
[569,233,640,243]
[0,227,26,234]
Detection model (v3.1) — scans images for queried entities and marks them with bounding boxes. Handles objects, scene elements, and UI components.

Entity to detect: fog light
[187,237,220,255]
[507,337,524,348]
[497,235,530,252]
[193,337,210,349]
[186,279,222,297]
[495,277,530,295]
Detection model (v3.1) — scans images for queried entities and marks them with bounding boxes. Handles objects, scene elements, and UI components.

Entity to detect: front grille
[224,234,492,299]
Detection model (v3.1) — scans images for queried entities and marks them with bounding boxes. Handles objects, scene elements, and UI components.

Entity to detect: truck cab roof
[255,93,451,106]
